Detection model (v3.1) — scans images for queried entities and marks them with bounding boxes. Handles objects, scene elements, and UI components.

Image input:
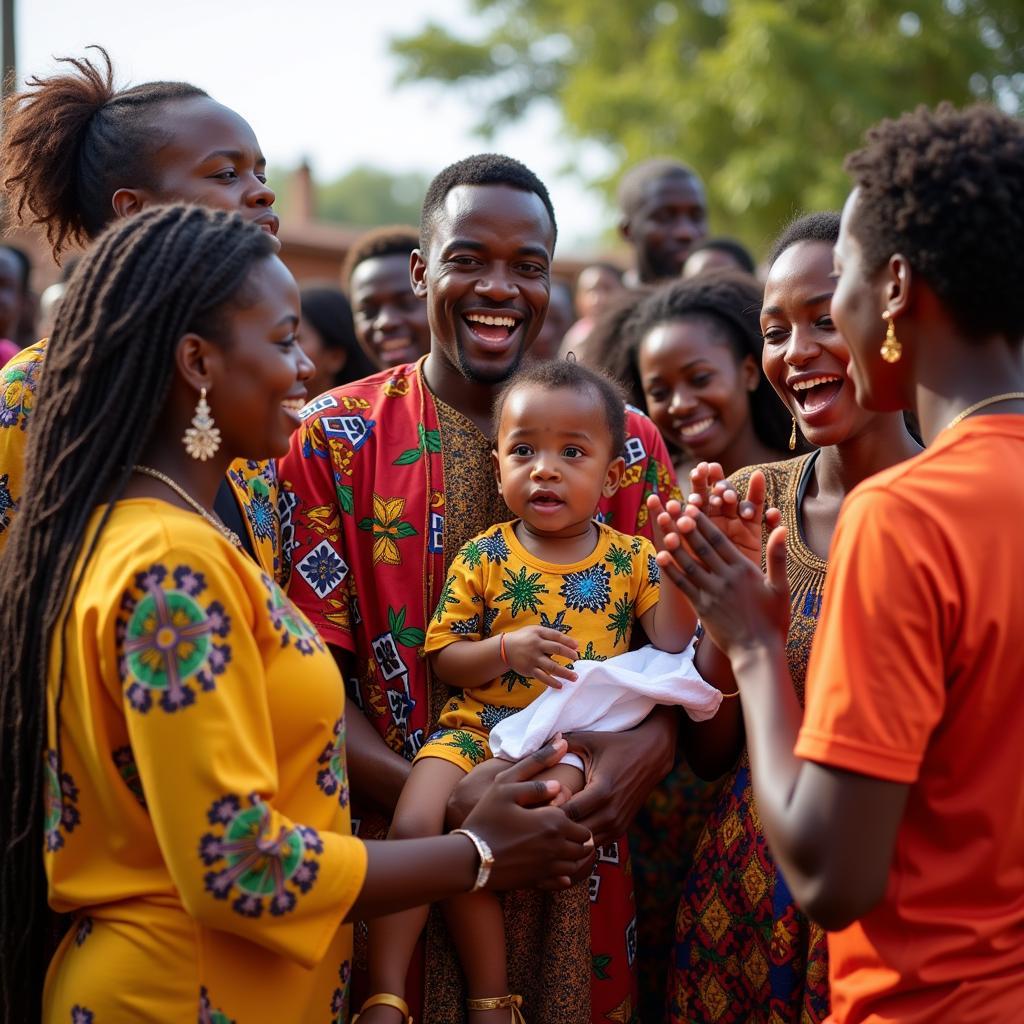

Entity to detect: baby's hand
[503,626,579,689]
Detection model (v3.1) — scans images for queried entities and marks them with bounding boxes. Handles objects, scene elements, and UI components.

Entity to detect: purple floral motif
[70,1006,94,1024]
[200,795,322,919]
[112,746,147,808]
[330,960,352,1022]
[262,574,325,656]
[43,749,80,852]
[316,717,350,807]
[118,563,232,714]
[74,916,93,946]
[198,985,237,1024]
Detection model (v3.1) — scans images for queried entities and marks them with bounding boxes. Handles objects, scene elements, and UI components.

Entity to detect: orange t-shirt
[795,416,1024,1024]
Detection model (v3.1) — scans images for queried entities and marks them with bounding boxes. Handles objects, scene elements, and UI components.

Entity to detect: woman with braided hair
[0,46,283,575]
[0,205,593,1023]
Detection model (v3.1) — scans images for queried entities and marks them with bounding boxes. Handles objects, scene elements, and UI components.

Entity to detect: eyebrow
[506,427,593,439]
[199,149,267,167]
[442,238,550,261]
[279,314,300,327]
[762,291,833,316]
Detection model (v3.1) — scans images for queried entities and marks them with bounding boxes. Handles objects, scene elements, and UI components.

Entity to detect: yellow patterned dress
[668,455,829,1023]
[0,339,283,578]
[42,499,366,1023]
[419,520,662,771]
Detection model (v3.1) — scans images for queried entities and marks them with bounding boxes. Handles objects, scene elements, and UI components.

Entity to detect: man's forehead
[436,184,554,242]
[641,173,706,209]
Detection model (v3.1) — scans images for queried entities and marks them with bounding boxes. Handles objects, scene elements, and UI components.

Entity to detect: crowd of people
[0,46,1021,1024]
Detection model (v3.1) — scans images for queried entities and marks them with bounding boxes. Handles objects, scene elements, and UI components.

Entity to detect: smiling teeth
[281,399,306,411]
[679,417,715,438]
[791,375,842,392]
[466,313,516,328]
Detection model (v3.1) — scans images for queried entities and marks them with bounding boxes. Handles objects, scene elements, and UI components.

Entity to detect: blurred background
[2,0,1022,288]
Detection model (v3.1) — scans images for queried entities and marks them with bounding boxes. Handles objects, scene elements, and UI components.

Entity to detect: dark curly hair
[686,236,756,275]
[767,211,841,267]
[420,153,557,253]
[0,46,208,260]
[493,358,626,458]
[341,225,420,287]
[844,103,1024,339]
[625,271,792,454]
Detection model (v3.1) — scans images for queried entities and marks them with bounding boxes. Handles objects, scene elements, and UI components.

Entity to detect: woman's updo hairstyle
[1,46,208,259]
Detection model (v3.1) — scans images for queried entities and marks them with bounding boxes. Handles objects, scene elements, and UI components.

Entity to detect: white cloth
[489,641,720,770]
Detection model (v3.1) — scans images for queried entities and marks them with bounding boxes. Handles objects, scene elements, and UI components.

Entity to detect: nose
[475,265,519,302]
[374,302,403,336]
[784,325,823,367]
[671,215,697,243]
[246,175,276,209]
[295,341,316,382]
[669,385,698,418]
[529,454,560,480]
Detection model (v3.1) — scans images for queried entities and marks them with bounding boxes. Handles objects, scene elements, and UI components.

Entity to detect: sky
[16,0,616,251]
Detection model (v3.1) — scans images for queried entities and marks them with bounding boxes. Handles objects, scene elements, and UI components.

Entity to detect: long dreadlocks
[0,203,275,1021]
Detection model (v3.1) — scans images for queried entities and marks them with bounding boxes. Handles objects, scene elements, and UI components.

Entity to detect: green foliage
[392,0,1024,251]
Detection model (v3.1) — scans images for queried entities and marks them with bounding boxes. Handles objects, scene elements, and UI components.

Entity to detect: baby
[357,360,697,1024]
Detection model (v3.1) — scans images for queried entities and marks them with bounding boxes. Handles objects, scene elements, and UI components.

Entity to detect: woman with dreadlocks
[0,47,283,575]
[0,205,592,1023]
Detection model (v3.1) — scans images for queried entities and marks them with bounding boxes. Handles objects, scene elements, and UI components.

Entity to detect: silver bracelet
[451,827,494,892]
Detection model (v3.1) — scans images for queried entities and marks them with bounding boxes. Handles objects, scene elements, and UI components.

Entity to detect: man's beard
[455,339,527,386]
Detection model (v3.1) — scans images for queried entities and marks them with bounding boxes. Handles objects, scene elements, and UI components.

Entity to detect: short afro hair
[420,153,557,252]
[626,271,792,455]
[686,237,756,275]
[493,358,626,459]
[767,211,840,267]
[617,158,701,217]
[342,225,419,287]
[844,102,1024,339]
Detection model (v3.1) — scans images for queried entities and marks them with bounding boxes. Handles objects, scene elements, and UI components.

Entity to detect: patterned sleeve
[118,545,366,968]
[610,409,680,542]
[0,340,47,555]
[277,414,355,653]
[422,535,489,654]
[631,534,662,618]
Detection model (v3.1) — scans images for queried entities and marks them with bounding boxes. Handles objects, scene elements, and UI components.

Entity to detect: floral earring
[183,387,221,461]
[880,311,902,364]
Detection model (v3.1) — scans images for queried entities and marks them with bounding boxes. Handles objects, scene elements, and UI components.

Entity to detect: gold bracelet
[719,688,740,699]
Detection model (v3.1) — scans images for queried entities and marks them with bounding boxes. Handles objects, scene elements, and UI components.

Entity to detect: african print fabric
[42,498,365,1022]
[668,456,830,1023]
[0,338,284,578]
[419,520,660,772]
[279,360,680,1024]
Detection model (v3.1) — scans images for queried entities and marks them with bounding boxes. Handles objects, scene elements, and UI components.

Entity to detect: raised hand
[503,625,579,689]
[656,505,791,659]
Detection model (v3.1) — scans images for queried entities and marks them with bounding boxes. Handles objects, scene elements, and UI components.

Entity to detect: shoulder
[0,338,48,430]
[1,337,48,376]
[624,404,660,443]
[297,363,421,424]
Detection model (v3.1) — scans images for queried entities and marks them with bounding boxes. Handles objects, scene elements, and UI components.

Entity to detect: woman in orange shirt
[0,205,592,1023]
[655,103,1024,1023]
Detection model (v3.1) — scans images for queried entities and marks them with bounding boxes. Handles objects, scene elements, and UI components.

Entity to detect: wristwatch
[451,828,494,892]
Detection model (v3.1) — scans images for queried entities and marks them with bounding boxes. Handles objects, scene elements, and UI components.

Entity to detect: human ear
[492,448,503,495]
[175,332,222,395]
[602,455,626,498]
[111,187,154,222]
[410,248,428,299]
[618,217,632,244]
[884,254,913,320]
[740,354,760,392]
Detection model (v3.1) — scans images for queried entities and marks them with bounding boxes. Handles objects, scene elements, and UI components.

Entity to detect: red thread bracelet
[499,633,509,666]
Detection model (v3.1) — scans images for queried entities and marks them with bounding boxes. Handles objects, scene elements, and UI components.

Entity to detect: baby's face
[494,384,623,538]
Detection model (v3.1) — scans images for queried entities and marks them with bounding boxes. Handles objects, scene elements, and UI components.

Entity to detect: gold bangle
[719,688,740,699]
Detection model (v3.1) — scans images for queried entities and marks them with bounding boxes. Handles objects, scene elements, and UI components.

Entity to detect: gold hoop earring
[880,311,902,364]
[183,387,221,461]
[789,417,797,451]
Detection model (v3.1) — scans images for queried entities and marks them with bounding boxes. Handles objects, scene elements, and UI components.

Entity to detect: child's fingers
[544,640,580,663]
[537,627,578,648]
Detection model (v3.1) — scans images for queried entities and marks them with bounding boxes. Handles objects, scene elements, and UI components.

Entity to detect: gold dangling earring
[789,417,797,451]
[183,386,221,461]
[880,311,902,364]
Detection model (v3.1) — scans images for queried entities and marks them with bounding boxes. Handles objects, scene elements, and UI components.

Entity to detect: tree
[391,0,1024,251]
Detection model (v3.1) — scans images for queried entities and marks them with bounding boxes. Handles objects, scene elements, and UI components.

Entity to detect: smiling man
[278,154,680,1023]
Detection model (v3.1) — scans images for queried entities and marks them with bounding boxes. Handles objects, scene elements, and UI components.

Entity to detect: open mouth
[253,213,280,236]
[790,374,844,415]
[463,311,521,350]
[677,416,716,442]
[281,397,306,421]
[529,491,564,511]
